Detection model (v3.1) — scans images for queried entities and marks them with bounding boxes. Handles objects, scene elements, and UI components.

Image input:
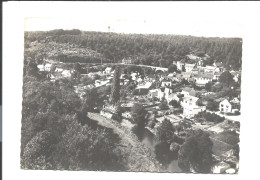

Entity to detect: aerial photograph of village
[20,28,241,174]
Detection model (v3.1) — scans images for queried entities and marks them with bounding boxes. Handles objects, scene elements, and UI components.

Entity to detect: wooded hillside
[25,29,242,70]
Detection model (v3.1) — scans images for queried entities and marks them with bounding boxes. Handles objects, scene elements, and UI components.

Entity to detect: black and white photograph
[3,1,260,180]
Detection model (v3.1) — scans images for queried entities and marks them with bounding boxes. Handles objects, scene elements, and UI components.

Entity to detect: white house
[37,63,52,72]
[62,70,73,78]
[164,87,173,100]
[177,61,184,71]
[186,54,202,60]
[193,72,214,86]
[161,80,172,87]
[181,72,192,81]
[95,79,110,88]
[181,87,196,97]
[219,99,232,113]
[157,88,166,100]
[204,66,217,73]
[166,93,180,103]
[185,63,196,72]
[230,97,240,104]
[55,68,63,72]
[136,81,153,91]
[181,95,206,118]
[213,72,222,81]
[104,67,112,74]
[137,77,143,84]
[131,72,138,81]
[148,89,159,99]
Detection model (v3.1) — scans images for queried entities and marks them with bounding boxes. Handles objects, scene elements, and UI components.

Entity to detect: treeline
[25,29,242,70]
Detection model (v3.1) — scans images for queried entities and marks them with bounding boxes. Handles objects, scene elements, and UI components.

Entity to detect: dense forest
[24,29,242,70]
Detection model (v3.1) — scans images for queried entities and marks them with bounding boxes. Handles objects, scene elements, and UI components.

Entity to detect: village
[37,52,241,174]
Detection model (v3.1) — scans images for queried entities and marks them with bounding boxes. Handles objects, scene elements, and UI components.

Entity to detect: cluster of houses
[38,53,241,121]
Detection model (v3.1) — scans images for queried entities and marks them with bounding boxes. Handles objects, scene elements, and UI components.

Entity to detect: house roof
[194,72,214,79]
[136,81,152,89]
[205,66,216,71]
[181,72,192,78]
[214,62,223,67]
[183,95,199,103]
[186,54,201,60]
[220,99,232,106]
[149,89,158,93]
[214,72,222,76]
[182,87,196,96]
[185,63,196,68]
[168,93,178,99]
[182,87,193,92]
[105,67,112,71]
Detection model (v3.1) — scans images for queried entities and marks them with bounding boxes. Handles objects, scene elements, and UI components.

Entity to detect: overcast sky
[21,1,252,38]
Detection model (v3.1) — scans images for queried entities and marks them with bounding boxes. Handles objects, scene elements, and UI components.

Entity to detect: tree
[219,71,234,86]
[51,121,124,171]
[21,130,58,169]
[178,130,214,173]
[114,101,122,122]
[131,103,148,127]
[154,141,173,165]
[83,88,99,112]
[131,103,148,139]
[110,66,121,105]
[159,100,169,110]
[168,64,177,73]
[169,100,179,108]
[155,118,175,143]
[25,57,39,78]
[205,81,213,92]
[182,64,186,72]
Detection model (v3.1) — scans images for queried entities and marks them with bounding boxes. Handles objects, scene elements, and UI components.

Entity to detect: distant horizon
[24,28,243,39]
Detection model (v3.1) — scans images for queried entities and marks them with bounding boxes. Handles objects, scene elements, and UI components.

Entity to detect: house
[161,80,172,87]
[186,54,202,60]
[95,79,110,88]
[213,72,222,81]
[185,63,196,72]
[204,66,219,73]
[136,81,153,93]
[124,79,130,85]
[213,62,223,68]
[158,87,166,100]
[230,97,240,104]
[181,72,192,81]
[191,68,199,75]
[193,72,214,86]
[148,89,159,99]
[131,72,138,81]
[104,67,112,74]
[137,77,143,84]
[164,87,173,100]
[167,73,176,79]
[181,87,196,97]
[37,63,52,72]
[219,99,232,113]
[62,70,74,78]
[230,71,241,83]
[212,161,231,174]
[181,95,206,118]
[122,58,132,64]
[53,67,63,72]
[177,61,184,71]
[166,93,180,103]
